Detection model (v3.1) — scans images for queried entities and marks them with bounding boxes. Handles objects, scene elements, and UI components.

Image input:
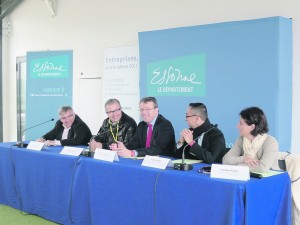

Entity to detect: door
[16,56,26,142]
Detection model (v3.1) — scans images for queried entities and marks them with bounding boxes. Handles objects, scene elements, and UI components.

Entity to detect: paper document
[172,159,203,164]
[250,170,284,178]
[128,156,145,160]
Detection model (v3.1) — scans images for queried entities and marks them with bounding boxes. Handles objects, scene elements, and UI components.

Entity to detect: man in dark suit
[113,97,175,157]
[36,106,92,146]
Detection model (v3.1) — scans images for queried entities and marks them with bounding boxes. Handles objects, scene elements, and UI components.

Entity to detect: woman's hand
[243,156,260,167]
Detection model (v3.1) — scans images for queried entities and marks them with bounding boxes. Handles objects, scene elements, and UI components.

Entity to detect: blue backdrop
[26,50,73,140]
[139,17,292,150]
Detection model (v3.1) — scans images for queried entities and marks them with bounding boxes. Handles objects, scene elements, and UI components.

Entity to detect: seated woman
[222,107,279,173]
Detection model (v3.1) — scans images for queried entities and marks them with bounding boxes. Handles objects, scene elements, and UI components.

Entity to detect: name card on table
[60,146,84,156]
[210,164,250,181]
[141,155,171,170]
[26,141,47,151]
[94,149,119,162]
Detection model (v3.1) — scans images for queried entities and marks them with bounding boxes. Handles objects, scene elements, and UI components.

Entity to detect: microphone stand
[173,124,217,171]
[82,124,125,157]
[174,144,193,171]
[82,135,96,157]
[15,118,55,148]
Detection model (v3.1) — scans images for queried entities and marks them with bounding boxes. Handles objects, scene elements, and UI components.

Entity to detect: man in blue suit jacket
[114,97,176,157]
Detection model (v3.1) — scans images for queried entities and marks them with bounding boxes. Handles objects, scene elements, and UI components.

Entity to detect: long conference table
[0,142,291,225]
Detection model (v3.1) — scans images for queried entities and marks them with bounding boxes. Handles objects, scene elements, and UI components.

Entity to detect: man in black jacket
[114,97,176,157]
[89,99,137,150]
[36,106,92,146]
[174,103,226,163]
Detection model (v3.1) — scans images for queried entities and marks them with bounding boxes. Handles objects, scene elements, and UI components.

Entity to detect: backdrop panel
[26,50,73,140]
[139,17,292,151]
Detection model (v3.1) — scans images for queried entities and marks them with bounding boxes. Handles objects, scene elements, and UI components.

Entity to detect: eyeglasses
[60,114,74,120]
[186,115,198,118]
[106,108,121,114]
[139,108,156,113]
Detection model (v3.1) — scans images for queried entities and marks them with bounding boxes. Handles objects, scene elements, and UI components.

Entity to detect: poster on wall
[103,45,140,123]
[26,50,73,140]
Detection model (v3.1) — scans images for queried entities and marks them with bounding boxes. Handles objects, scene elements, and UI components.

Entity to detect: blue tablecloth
[70,157,160,225]
[0,142,77,224]
[155,164,291,225]
[0,142,291,225]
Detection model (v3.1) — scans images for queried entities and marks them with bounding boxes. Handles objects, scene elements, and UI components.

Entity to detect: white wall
[2,0,300,153]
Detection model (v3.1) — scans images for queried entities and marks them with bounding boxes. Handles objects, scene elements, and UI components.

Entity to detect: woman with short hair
[223,107,279,173]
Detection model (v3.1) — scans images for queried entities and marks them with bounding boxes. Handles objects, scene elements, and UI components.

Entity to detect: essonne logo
[147,53,206,96]
[30,55,69,79]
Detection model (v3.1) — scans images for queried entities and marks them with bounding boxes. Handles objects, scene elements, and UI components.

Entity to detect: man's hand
[114,148,132,157]
[36,138,45,143]
[180,128,194,145]
[89,139,102,151]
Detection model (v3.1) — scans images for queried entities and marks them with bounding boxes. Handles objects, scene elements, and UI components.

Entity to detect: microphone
[15,118,55,148]
[174,144,193,171]
[174,139,199,171]
[81,135,97,157]
[174,124,217,171]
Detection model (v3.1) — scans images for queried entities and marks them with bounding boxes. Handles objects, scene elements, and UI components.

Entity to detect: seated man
[113,97,176,157]
[36,106,92,146]
[174,103,226,163]
[89,99,137,150]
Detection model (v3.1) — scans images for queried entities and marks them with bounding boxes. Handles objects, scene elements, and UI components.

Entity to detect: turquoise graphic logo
[147,53,206,96]
[30,55,69,78]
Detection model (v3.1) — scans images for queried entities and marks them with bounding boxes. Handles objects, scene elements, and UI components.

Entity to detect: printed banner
[26,50,73,140]
[103,45,140,123]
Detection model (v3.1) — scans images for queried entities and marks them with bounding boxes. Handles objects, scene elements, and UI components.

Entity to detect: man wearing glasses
[174,103,226,163]
[89,99,137,150]
[36,106,92,146]
[114,96,176,157]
